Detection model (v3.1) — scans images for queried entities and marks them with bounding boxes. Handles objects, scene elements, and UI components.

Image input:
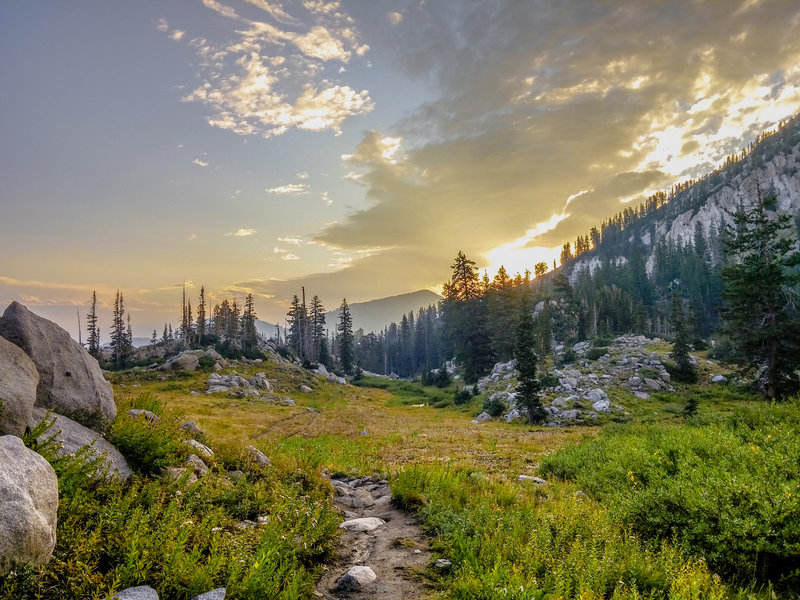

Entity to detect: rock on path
[315,475,433,599]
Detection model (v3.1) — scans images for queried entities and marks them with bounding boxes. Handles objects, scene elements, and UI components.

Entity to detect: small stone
[246,445,271,467]
[339,517,386,532]
[299,385,313,393]
[711,374,727,384]
[127,409,161,423]
[191,589,226,600]
[228,470,245,483]
[185,439,214,458]
[359,429,368,436]
[180,420,203,436]
[335,566,377,591]
[186,454,209,477]
[434,559,452,570]
[113,585,159,600]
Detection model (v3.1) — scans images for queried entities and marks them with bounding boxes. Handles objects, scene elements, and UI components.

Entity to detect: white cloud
[156,18,169,32]
[273,247,300,260]
[321,191,333,205]
[192,158,209,167]
[226,228,257,237]
[267,183,309,194]
[296,170,309,179]
[388,12,403,25]
[170,30,185,41]
[187,233,198,241]
[277,236,304,245]
[173,2,373,138]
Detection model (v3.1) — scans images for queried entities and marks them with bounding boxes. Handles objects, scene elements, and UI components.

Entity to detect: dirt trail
[314,475,434,599]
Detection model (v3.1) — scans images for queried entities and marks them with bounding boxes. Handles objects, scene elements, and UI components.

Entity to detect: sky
[2,0,800,340]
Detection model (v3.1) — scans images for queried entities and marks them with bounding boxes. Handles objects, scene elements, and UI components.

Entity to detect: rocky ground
[477,334,727,426]
[315,475,433,600]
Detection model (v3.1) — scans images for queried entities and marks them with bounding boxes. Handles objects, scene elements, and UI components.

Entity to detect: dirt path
[314,475,434,599]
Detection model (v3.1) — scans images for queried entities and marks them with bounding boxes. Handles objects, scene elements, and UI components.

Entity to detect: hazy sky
[2,0,800,339]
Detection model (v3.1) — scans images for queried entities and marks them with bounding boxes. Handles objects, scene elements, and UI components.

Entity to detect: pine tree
[196,286,207,342]
[514,295,545,424]
[337,298,355,375]
[287,295,307,359]
[150,329,157,346]
[309,295,326,362]
[720,194,800,399]
[110,290,127,369]
[162,324,169,346]
[86,290,100,358]
[241,293,258,353]
[669,290,697,382]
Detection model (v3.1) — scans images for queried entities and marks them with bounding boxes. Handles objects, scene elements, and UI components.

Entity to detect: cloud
[192,158,209,167]
[296,170,309,179]
[321,191,333,205]
[170,29,185,41]
[267,183,308,194]
[187,233,198,241]
[388,12,403,25]
[301,0,800,291]
[171,0,373,138]
[273,247,300,260]
[226,228,257,237]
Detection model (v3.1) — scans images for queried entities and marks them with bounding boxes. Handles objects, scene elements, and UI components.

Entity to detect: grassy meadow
[4,353,798,599]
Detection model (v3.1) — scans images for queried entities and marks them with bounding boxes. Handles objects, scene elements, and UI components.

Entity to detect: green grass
[353,375,461,408]
[538,400,800,592]
[2,394,340,600]
[392,465,735,600]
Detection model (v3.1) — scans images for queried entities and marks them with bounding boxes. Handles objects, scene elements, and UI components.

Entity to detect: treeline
[84,285,261,369]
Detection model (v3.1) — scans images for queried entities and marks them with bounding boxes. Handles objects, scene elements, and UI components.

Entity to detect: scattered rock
[191,589,226,600]
[711,374,727,384]
[127,409,161,423]
[29,409,131,480]
[471,412,492,424]
[518,475,547,485]
[634,391,651,400]
[359,429,369,436]
[186,454,209,477]
[0,435,59,575]
[434,559,453,570]
[644,378,662,391]
[299,385,313,393]
[335,566,377,591]
[338,488,376,508]
[185,439,214,458]
[246,445,271,467]
[591,399,611,413]
[161,352,199,372]
[339,517,386,532]
[660,371,671,383]
[0,334,38,437]
[228,470,245,483]
[162,467,197,485]
[560,409,581,420]
[0,301,116,429]
[113,585,159,600]
[180,420,203,436]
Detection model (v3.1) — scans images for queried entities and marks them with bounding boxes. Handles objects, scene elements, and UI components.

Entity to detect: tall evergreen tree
[241,293,258,353]
[196,286,207,342]
[720,194,800,399]
[86,290,100,358]
[669,290,697,382]
[337,298,355,375]
[110,290,128,369]
[514,295,545,424]
[309,295,326,362]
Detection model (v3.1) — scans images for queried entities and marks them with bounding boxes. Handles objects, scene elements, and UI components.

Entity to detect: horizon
[2,1,800,338]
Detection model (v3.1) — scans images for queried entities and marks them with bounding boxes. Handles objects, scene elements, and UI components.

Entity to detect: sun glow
[483,213,567,279]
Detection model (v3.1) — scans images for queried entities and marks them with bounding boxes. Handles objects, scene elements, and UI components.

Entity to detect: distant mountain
[255,320,279,339]
[327,290,442,334]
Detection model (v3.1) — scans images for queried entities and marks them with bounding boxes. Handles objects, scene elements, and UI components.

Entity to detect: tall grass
[392,465,735,599]
[538,400,800,592]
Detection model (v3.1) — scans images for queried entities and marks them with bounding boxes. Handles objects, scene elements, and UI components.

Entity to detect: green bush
[7,413,341,600]
[392,465,733,599]
[594,337,613,348]
[453,389,472,405]
[557,349,577,366]
[585,348,607,361]
[538,401,800,591]
[482,395,507,417]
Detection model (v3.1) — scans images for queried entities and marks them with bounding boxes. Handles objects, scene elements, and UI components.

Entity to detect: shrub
[557,349,577,366]
[538,401,800,591]
[594,337,613,348]
[585,348,607,361]
[482,395,507,417]
[453,389,472,405]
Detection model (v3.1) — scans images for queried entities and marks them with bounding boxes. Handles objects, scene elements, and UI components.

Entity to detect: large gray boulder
[0,334,39,437]
[161,352,199,372]
[191,589,225,600]
[0,302,115,429]
[0,435,59,574]
[30,408,131,480]
[335,566,376,591]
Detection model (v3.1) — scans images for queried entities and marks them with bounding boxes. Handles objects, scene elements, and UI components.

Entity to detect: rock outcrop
[30,408,131,480]
[0,334,39,437]
[113,586,160,600]
[0,301,115,429]
[0,435,59,574]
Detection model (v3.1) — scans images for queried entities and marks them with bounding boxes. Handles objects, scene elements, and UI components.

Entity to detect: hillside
[325,289,442,334]
[567,115,800,280]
